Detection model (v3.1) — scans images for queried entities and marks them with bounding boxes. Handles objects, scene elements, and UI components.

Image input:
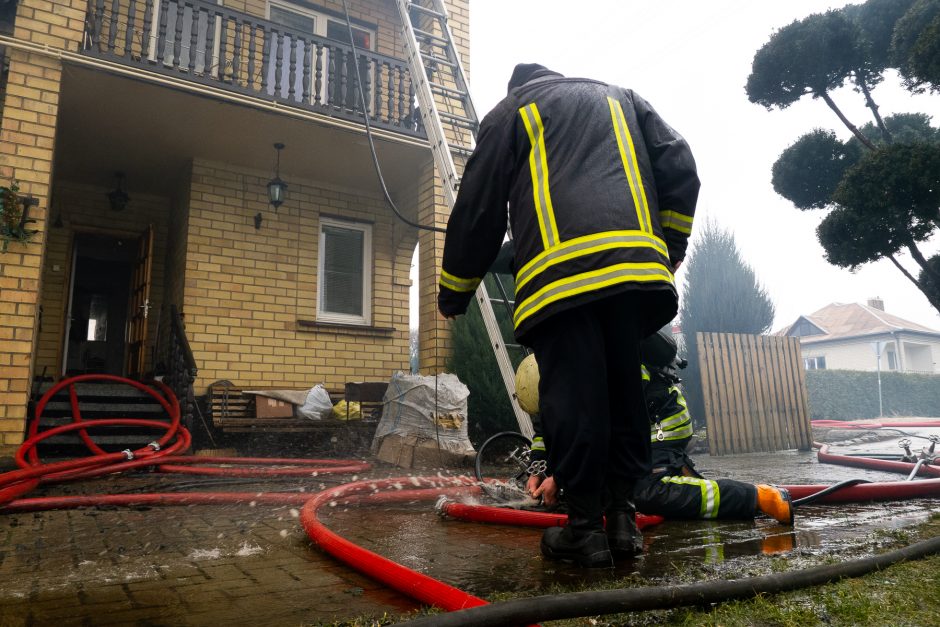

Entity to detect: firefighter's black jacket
[438,64,700,341]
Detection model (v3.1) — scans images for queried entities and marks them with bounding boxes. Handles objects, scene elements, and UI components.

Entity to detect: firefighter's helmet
[514,353,540,415]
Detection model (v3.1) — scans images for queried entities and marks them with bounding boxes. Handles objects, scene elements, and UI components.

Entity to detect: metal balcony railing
[82,0,423,137]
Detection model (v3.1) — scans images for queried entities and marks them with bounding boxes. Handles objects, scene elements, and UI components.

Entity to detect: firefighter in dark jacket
[633,337,793,524]
[524,332,795,525]
[438,62,700,567]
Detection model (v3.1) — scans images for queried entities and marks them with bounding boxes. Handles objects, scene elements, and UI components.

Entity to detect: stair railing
[158,304,198,431]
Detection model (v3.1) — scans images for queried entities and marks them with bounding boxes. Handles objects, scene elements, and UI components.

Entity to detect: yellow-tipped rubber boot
[756,485,794,525]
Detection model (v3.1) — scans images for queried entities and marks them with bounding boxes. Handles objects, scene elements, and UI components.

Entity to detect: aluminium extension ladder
[395,0,534,439]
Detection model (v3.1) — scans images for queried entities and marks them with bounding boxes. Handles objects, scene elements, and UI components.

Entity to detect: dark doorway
[63,234,135,376]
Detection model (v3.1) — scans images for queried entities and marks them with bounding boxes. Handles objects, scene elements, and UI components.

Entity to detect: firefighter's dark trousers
[527,291,670,497]
[634,473,758,520]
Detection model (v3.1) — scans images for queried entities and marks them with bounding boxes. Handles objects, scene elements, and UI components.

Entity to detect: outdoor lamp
[267,143,287,210]
[107,172,130,212]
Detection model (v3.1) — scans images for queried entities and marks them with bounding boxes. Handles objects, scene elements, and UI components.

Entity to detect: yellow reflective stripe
[641,365,650,381]
[439,269,481,293]
[659,410,691,431]
[513,261,674,328]
[661,476,720,518]
[519,103,560,249]
[531,436,546,452]
[661,210,693,235]
[515,230,669,291]
[608,97,652,234]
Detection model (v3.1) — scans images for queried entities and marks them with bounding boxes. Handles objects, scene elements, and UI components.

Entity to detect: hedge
[805,369,940,420]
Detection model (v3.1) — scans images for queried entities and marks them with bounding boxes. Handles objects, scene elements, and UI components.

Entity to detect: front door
[125,225,154,379]
[62,233,136,376]
[62,227,153,377]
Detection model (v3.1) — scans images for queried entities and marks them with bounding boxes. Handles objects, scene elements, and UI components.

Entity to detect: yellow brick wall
[183,159,414,392]
[165,165,192,310]
[34,182,171,378]
[415,0,468,373]
[0,0,86,453]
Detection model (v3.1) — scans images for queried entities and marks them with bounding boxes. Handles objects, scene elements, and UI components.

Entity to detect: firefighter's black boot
[541,490,613,568]
[605,479,643,558]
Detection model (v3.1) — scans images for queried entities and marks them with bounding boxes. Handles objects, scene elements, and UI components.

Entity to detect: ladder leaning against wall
[394,0,534,439]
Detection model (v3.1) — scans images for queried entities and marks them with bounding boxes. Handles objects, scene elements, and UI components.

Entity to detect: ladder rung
[407,2,445,20]
[450,146,472,159]
[429,82,467,98]
[414,28,449,47]
[439,111,475,124]
[421,54,457,70]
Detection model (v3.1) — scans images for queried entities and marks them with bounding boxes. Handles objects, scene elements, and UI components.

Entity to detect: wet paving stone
[1,428,939,625]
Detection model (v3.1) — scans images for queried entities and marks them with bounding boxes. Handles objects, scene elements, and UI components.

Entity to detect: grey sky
[458,0,940,331]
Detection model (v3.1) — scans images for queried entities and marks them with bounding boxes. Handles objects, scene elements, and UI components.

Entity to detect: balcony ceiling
[54,64,432,202]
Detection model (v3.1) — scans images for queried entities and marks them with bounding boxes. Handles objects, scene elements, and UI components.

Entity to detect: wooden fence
[697,332,812,455]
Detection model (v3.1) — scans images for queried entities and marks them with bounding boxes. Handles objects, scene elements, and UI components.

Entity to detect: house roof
[777,302,940,343]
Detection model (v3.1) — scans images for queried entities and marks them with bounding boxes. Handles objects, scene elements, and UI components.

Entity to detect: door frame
[58,225,149,378]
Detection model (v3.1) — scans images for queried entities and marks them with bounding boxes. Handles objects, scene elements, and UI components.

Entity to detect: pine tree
[679,221,776,424]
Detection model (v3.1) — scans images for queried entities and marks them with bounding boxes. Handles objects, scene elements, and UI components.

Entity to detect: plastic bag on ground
[298,384,332,421]
[332,400,362,421]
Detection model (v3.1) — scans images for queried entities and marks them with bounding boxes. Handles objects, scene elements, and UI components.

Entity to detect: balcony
[81,0,423,139]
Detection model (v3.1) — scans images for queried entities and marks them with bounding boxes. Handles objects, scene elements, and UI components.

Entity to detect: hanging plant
[0,181,37,251]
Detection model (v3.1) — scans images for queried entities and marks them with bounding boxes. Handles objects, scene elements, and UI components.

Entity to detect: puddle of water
[325,429,940,597]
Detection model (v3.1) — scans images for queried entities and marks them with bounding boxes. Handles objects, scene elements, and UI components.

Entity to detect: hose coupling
[148,441,161,451]
[122,449,135,460]
[527,459,548,477]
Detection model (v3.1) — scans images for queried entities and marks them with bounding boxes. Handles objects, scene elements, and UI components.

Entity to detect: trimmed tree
[891,0,940,92]
[748,0,940,316]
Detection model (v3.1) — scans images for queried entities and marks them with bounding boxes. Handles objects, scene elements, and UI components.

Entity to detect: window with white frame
[267,1,375,107]
[803,356,826,370]
[318,218,372,325]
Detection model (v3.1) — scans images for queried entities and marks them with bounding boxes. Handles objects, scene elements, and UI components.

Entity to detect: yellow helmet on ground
[514,353,540,415]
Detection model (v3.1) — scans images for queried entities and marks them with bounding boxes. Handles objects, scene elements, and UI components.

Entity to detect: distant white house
[777,299,940,374]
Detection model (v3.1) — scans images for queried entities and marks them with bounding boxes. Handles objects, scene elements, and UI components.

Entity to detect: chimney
[867,297,885,311]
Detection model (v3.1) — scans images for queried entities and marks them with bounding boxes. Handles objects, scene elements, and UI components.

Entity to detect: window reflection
[86,294,108,341]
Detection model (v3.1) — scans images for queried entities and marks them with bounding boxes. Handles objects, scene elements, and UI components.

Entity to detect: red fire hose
[7,374,940,623]
[438,500,664,530]
[812,419,940,429]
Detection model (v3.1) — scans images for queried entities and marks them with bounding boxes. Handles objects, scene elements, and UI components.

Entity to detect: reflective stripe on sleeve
[439,269,482,293]
[514,230,669,291]
[650,412,693,441]
[513,261,673,328]
[661,210,694,235]
[661,476,720,519]
[531,436,546,452]
[519,103,560,250]
[608,97,653,234]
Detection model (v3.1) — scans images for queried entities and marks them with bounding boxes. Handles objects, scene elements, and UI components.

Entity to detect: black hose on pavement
[401,534,940,627]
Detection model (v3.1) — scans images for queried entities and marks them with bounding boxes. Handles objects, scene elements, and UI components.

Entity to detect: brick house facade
[0,0,468,453]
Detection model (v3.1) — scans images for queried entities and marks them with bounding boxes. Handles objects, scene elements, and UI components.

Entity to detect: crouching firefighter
[634,331,794,525]
[520,331,794,536]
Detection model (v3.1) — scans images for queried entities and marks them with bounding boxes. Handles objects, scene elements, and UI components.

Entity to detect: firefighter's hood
[507,63,563,93]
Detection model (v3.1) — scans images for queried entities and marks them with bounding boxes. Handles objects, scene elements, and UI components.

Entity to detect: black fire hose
[401,534,940,627]
[791,478,872,506]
